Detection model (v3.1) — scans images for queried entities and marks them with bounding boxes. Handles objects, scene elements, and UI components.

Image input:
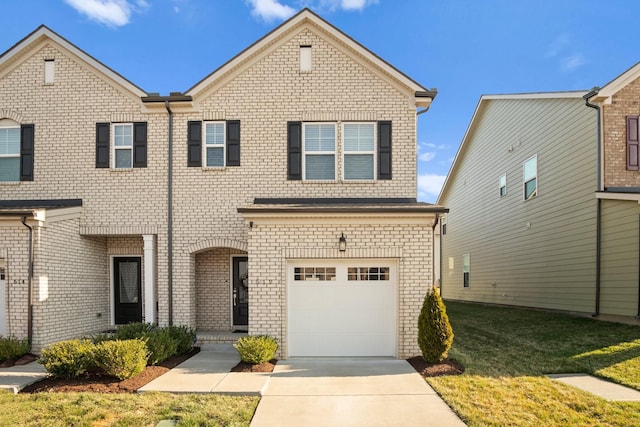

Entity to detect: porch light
[339,233,347,252]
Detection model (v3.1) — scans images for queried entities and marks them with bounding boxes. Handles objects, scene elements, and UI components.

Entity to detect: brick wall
[247,220,433,358]
[603,75,640,187]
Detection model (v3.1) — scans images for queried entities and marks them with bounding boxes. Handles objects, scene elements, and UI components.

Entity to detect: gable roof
[437,91,588,204]
[185,8,436,106]
[587,60,640,104]
[0,25,146,98]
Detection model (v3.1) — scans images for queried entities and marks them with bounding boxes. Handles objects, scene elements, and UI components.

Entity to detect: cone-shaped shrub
[417,287,454,363]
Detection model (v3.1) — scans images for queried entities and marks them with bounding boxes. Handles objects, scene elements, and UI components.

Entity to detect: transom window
[343,123,375,180]
[348,267,389,281]
[303,123,336,180]
[113,124,133,169]
[0,125,20,181]
[294,267,336,281]
[523,155,537,200]
[499,174,507,197]
[204,122,225,167]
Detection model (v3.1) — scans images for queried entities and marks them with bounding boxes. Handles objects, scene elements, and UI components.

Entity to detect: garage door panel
[288,260,397,357]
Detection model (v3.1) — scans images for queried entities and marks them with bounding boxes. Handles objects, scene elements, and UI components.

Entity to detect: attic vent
[44,59,55,84]
[300,45,312,72]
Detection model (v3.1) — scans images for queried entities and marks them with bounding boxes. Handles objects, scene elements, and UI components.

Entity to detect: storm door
[113,257,142,324]
[232,257,249,326]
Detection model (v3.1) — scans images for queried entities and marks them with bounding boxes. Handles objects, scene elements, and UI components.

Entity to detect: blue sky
[1,0,639,202]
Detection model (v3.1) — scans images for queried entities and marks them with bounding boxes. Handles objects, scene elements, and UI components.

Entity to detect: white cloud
[341,0,366,10]
[561,53,586,72]
[419,151,435,162]
[64,0,148,27]
[418,174,446,202]
[247,0,296,22]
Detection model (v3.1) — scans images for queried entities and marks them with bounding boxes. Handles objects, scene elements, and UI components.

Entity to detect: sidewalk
[0,361,48,394]
[138,345,269,395]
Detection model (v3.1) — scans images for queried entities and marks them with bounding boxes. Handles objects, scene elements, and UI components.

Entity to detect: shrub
[418,287,454,363]
[114,322,156,340]
[144,328,178,365]
[234,335,278,364]
[39,339,95,378]
[0,336,30,362]
[166,325,196,355]
[92,339,148,380]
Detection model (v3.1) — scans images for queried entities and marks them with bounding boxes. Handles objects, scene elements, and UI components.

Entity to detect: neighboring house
[0,9,445,357]
[587,62,640,320]
[437,92,602,316]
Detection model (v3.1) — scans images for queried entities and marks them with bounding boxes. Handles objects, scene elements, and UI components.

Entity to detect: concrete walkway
[138,346,269,395]
[547,374,640,401]
[250,358,466,427]
[0,361,48,394]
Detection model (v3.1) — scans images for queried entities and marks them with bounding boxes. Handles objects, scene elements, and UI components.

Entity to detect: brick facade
[0,11,438,356]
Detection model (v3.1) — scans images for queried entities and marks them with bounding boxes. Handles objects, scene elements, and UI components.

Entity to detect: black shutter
[288,121,302,180]
[96,123,110,168]
[227,120,240,166]
[378,121,392,180]
[133,122,147,168]
[20,124,35,181]
[187,121,202,167]
[627,116,639,171]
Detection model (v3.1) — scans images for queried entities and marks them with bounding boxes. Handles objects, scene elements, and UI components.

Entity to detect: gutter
[583,87,601,317]
[20,216,34,346]
[164,100,174,326]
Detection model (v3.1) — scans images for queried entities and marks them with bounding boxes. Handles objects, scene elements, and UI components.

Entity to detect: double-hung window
[523,155,537,200]
[113,124,133,169]
[463,254,470,288]
[0,125,20,181]
[303,123,335,180]
[343,123,375,180]
[499,174,507,197]
[204,122,225,167]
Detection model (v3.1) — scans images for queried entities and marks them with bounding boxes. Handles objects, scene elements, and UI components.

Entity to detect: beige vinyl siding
[440,96,597,314]
[600,199,640,316]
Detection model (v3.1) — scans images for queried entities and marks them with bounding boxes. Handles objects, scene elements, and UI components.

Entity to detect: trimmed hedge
[0,336,30,362]
[93,339,148,380]
[234,335,278,364]
[39,339,95,378]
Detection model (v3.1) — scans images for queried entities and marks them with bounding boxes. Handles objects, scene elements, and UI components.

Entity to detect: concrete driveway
[250,358,465,427]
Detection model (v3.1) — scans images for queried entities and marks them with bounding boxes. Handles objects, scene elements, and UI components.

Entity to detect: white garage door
[288,259,397,357]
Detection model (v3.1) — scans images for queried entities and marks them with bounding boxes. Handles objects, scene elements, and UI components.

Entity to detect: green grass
[0,391,258,426]
[428,302,640,426]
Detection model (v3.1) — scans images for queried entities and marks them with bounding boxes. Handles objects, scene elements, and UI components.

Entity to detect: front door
[113,257,142,324]
[232,256,248,326]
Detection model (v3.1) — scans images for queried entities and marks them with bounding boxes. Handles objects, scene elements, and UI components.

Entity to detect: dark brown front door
[114,257,142,324]
[233,257,248,326]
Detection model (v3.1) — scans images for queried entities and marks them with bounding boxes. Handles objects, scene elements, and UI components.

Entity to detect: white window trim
[302,122,337,181]
[0,124,21,182]
[203,121,226,168]
[112,123,133,169]
[523,154,537,201]
[499,173,507,197]
[342,122,376,181]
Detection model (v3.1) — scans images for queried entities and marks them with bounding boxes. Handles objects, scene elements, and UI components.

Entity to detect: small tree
[418,287,454,363]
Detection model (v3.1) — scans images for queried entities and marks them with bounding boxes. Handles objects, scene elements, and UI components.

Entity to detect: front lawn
[429,302,640,426]
[0,391,258,426]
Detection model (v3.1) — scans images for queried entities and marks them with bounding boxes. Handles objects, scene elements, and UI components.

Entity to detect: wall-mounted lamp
[338,233,347,252]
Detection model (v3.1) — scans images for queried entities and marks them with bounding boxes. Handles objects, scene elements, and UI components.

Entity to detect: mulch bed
[0,353,38,368]
[407,356,465,377]
[20,347,201,394]
[230,359,277,373]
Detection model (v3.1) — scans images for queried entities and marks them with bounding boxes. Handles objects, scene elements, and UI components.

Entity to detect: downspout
[584,87,601,317]
[431,214,439,289]
[164,100,174,326]
[21,216,33,345]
